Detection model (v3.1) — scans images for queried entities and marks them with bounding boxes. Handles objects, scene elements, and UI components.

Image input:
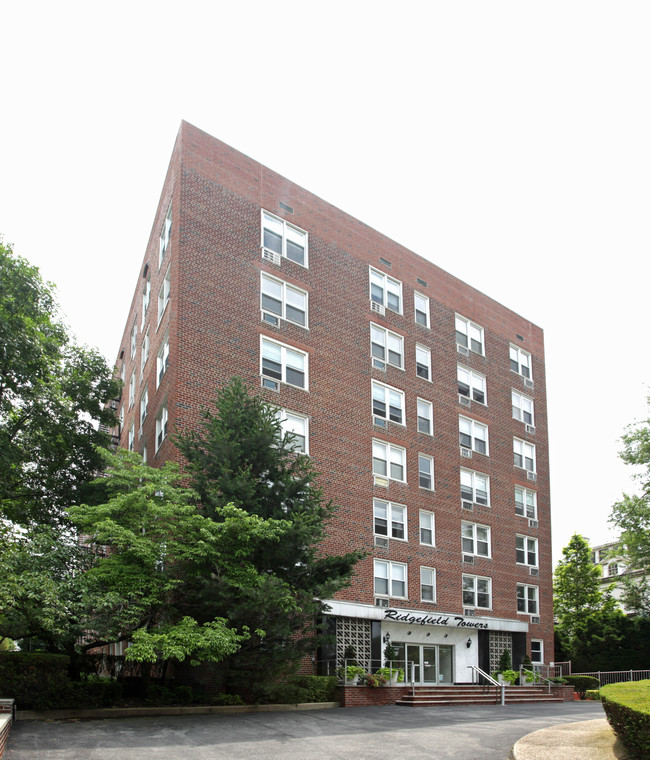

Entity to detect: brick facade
[112,121,554,684]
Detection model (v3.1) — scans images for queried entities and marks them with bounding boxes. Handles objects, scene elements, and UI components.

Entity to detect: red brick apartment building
[113,120,552,684]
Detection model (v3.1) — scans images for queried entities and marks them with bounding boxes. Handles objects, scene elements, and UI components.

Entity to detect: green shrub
[601,680,650,760]
[585,689,601,700]
[211,693,244,706]
[259,675,337,704]
[0,652,70,709]
[564,675,600,698]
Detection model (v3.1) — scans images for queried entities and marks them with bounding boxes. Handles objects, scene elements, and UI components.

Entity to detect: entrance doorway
[392,643,454,684]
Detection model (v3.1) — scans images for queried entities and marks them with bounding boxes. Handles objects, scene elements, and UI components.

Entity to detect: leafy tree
[0,241,120,526]
[176,378,364,695]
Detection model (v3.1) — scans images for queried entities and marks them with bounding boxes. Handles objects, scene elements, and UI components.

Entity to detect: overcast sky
[3,1,649,562]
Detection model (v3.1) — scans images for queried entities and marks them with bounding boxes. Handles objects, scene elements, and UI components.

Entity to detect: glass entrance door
[401,643,454,684]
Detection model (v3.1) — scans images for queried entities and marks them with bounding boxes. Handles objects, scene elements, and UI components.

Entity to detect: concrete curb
[510,718,627,760]
[17,701,340,721]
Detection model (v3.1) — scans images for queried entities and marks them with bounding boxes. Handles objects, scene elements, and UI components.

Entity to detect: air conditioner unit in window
[374,475,389,488]
[261,377,280,391]
[262,247,281,265]
[373,416,388,428]
[462,554,475,564]
[525,424,536,435]
[524,378,534,390]
[460,447,473,459]
[463,608,475,617]
[461,500,474,511]
[527,472,537,483]
[372,358,386,371]
[457,344,470,357]
[529,567,539,576]
[375,597,389,608]
[374,536,389,549]
[370,300,386,316]
[262,311,280,326]
[531,616,540,624]
[528,519,539,529]
[459,395,471,408]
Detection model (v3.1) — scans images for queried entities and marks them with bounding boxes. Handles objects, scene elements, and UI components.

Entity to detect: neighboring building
[111,121,553,683]
[591,541,640,615]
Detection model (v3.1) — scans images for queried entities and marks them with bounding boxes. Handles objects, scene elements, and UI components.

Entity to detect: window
[456,315,484,355]
[374,559,407,598]
[155,404,168,452]
[276,409,309,453]
[130,322,137,359]
[459,416,488,455]
[141,328,150,374]
[262,211,308,266]
[512,391,534,425]
[369,268,402,313]
[421,567,436,602]
[457,366,486,404]
[516,535,538,566]
[159,204,172,267]
[370,324,403,369]
[460,469,490,506]
[420,511,435,546]
[128,372,135,409]
[372,381,404,424]
[608,562,619,577]
[515,486,537,519]
[416,344,431,381]
[261,337,308,390]
[127,422,135,452]
[463,574,491,609]
[140,386,148,427]
[462,521,491,557]
[510,345,532,379]
[158,266,171,325]
[372,440,406,482]
[514,438,536,473]
[414,292,429,327]
[142,445,148,464]
[417,398,433,435]
[418,454,434,490]
[374,499,406,540]
[261,273,308,327]
[142,276,151,327]
[531,639,544,664]
[157,336,170,387]
[517,584,538,615]
[118,406,124,433]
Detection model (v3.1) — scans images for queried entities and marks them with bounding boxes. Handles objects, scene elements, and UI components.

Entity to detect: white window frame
[130,322,137,359]
[415,344,431,381]
[128,372,136,409]
[372,439,406,483]
[155,403,168,452]
[141,328,150,375]
[370,323,404,369]
[459,415,489,455]
[369,267,402,314]
[510,344,532,380]
[261,272,308,328]
[157,335,170,388]
[276,408,309,454]
[140,386,149,428]
[260,336,309,390]
[516,535,539,567]
[456,314,484,355]
[418,453,434,490]
[517,583,539,615]
[142,276,151,327]
[261,210,308,267]
[414,291,430,327]
[417,398,433,435]
[419,510,435,546]
[373,498,407,540]
[127,422,135,452]
[514,438,536,473]
[458,365,486,404]
[374,559,407,599]
[157,266,171,326]
[462,574,491,609]
[462,521,491,558]
[372,381,405,425]
[512,390,534,426]
[420,566,436,602]
[515,486,537,519]
[159,204,172,267]
[460,468,490,506]
[531,639,544,664]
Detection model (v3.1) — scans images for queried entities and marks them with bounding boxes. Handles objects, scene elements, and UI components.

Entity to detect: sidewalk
[511,718,627,760]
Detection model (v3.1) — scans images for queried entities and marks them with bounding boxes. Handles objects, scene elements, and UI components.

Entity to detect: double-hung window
[514,438,536,473]
[414,292,429,327]
[373,499,406,540]
[159,204,172,267]
[372,440,406,482]
[510,345,532,379]
[155,404,168,452]
[517,584,538,615]
[463,574,491,609]
[516,535,538,567]
[157,336,170,387]
[140,386,148,428]
[262,211,308,267]
[531,639,544,664]
[261,337,308,390]
[372,381,404,425]
[141,328,150,374]
[128,372,136,409]
[142,276,151,327]
[261,273,308,327]
[419,511,435,546]
[457,366,486,404]
[459,416,488,455]
[456,315,484,355]
[512,391,534,426]
[460,469,490,506]
[416,344,431,381]
[418,454,434,490]
[374,559,407,598]
[370,268,402,313]
[370,324,403,369]
[417,398,433,435]
[421,567,436,602]
[515,486,537,519]
[130,322,137,359]
[276,409,309,453]
[462,521,490,557]
[127,422,135,452]
[158,266,171,325]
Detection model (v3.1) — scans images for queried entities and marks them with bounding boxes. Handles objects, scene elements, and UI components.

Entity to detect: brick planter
[336,685,410,707]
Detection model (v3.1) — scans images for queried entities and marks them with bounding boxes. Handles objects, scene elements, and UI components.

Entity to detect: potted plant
[492,648,514,684]
[498,669,518,685]
[363,672,388,688]
[376,666,405,685]
[338,645,365,685]
[520,655,536,684]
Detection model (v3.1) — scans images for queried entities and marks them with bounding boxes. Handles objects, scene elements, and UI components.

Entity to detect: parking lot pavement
[6,701,605,760]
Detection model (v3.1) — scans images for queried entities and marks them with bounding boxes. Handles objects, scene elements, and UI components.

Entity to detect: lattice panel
[336,616,372,669]
[489,631,513,673]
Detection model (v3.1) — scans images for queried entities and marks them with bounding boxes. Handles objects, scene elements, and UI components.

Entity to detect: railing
[571,669,650,686]
[467,665,505,705]
[315,658,413,688]
[519,667,553,694]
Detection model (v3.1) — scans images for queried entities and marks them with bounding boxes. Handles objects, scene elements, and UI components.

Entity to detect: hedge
[601,680,650,760]
[0,652,70,709]
[563,675,600,698]
[260,675,337,705]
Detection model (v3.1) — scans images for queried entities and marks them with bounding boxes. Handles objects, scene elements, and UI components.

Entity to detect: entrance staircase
[395,684,564,707]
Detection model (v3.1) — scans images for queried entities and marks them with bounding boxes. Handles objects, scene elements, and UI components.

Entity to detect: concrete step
[396,685,564,707]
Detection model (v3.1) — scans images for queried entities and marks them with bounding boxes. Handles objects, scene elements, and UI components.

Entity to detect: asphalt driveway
[6,701,605,760]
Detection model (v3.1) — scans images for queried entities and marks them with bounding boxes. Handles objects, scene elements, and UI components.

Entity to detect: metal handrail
[467,665,505,705]
[520,667,553,694]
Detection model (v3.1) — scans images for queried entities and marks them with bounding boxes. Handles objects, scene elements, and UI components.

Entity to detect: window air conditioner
[462,554,475,564]
[457,344,470,356]
[370,300,386,316]
[460,447,472,459]
[459,395,471,408]
[262,247,281,265]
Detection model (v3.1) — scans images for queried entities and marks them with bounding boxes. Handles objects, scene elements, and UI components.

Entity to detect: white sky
[2,1,649,563]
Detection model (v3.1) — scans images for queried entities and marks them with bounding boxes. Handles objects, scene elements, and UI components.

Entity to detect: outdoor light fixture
[466,638,472,648]
[383,633,391,644]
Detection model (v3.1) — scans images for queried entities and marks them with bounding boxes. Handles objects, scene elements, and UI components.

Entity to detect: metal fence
[571,669,650,686]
